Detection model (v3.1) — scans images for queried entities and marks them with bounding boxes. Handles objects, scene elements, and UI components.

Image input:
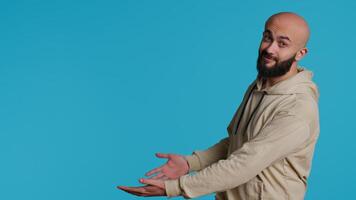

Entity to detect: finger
[117,185,157,197]
[155,153,170,159]
[122,189,146,196]
[145,166,163,176]
[117,186,145,194]
[151,173,165,180]
[139,178,164,189]
[120,188,143,196]
[155,175,169,181]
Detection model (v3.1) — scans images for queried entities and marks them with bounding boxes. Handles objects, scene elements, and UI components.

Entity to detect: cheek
[279,52,294,61]
[259,42,268,51]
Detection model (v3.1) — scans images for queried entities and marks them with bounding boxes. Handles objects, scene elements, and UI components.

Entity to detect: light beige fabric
[165,66,320,200]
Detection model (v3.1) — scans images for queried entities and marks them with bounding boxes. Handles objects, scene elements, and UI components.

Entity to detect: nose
[265,41,279,57]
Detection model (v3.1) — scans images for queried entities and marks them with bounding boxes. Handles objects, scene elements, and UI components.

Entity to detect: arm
[184,81,257,172]
[184,136,230,172]
[165,111,310,198]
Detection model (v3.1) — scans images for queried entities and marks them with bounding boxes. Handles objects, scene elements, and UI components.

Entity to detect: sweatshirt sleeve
[184,137,230,172]
[165,111,310,198]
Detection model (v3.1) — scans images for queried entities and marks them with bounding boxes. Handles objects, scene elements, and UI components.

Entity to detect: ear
[295,47,308,61]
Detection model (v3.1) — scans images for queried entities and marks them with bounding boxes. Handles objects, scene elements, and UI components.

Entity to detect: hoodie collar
[254,66,319,99]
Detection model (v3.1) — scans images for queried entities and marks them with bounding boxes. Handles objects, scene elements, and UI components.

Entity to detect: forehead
[264,17,299,42]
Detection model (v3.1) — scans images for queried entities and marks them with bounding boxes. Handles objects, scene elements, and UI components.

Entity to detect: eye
[278,41,287,47]
[262,35,272,42]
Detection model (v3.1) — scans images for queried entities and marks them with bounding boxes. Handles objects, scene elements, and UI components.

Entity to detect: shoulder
[273,92,319,125]
[291,93,320,133]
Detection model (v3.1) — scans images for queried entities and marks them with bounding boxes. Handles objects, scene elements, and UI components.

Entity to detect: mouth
[262,55,276,63]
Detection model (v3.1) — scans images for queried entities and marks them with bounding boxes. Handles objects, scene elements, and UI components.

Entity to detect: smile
[263,56,275,63]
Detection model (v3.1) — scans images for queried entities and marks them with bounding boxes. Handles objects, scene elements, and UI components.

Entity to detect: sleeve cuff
[164,179,182,198]
[184,153,202,172]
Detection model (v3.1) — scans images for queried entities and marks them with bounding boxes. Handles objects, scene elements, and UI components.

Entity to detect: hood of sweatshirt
[254,66,319,102]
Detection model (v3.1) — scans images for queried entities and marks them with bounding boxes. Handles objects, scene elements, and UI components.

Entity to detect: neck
[262,63,299,89]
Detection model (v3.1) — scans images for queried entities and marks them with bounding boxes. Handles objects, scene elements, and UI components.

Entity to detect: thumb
[155,153,170,159]
[139,178,165,189]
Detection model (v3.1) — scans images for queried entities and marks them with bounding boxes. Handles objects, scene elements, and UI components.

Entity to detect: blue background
[1,1,354,199]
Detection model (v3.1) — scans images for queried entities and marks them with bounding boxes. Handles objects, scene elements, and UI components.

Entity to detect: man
[118,12,320,200]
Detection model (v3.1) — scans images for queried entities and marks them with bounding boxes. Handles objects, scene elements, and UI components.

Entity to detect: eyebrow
[263,29,291,42]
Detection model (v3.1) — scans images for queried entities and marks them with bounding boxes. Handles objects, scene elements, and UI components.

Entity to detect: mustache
[260,51,277,61]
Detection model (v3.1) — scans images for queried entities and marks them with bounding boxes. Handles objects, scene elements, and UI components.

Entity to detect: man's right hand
[144,153,189,180]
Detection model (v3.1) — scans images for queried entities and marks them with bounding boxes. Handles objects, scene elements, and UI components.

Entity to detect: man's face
[257,18,300,78]
[257,49,296,78]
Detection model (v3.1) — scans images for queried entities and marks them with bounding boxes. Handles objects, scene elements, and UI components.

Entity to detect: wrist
[184,154,201,172]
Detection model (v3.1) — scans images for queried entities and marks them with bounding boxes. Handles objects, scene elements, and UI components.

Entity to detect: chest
[227,93,286,152]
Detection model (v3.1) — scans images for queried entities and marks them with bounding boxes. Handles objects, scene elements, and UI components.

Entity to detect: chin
[264,62,276,68]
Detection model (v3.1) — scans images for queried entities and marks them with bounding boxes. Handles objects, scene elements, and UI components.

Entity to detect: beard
[256,51,296,78]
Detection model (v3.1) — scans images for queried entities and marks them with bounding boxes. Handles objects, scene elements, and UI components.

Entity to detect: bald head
[265,12,310,48]
[257,12,310,78]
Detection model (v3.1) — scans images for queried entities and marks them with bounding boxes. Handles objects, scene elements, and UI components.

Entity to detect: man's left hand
[117,178,166,197]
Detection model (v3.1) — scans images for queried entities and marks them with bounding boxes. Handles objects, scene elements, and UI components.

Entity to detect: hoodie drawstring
[234,84,266,135]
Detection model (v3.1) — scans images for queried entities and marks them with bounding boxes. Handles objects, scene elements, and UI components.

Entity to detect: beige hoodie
[164,66,320,200]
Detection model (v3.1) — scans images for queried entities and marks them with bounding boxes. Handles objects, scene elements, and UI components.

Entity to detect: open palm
[145,153,189,180]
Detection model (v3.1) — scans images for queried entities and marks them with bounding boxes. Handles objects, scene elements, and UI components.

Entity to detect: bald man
[118,12,320,200]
